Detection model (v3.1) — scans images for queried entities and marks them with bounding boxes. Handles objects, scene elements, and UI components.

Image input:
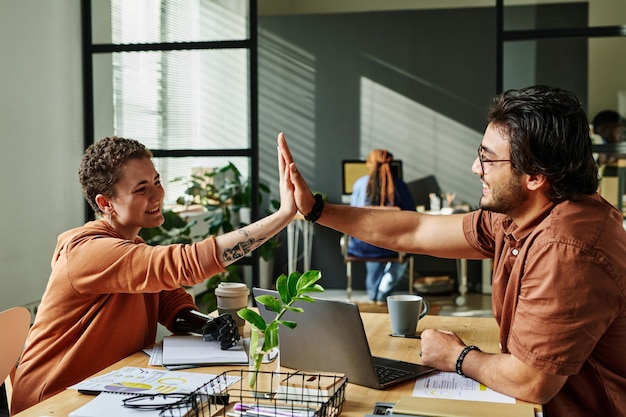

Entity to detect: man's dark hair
[487,85,599,202]
[79,136,153,215]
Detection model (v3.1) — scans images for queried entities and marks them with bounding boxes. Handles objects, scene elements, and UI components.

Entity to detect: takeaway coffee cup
[215,282,249,337]
[387,294,429,336]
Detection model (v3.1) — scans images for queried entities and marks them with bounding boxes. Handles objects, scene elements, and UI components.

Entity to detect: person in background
[592,109,625,166]
[278,86,626,416]
[12,135,296,413]
[348,149,415,304]
[592,109,625,144]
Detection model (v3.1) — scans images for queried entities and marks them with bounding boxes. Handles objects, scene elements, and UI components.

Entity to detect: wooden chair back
[1,307,31,412]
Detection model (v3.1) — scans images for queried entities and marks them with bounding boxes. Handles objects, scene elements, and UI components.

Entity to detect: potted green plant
[173,162,270,237]
[237,270,324,391]
[174,162,280,285]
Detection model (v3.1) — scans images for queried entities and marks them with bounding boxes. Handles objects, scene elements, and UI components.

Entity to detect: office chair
[340,234,414,301]
[0,307,31,415]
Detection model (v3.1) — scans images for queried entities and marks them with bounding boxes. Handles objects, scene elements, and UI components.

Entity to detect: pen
[234,403,315,417]
[235,403,314,412]
[242,408,313,417]
[389,333,421,339]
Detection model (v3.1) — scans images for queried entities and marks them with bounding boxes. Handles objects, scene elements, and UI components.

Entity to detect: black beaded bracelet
[455,345,481,377]
[304,193,324,223]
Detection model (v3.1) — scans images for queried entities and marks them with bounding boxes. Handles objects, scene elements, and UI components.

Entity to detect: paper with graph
[68,366,238,395]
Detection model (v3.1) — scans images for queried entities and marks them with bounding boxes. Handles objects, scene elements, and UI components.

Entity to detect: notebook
[253,288,435,389]
[161,335,248,367]
[392,395,536,417]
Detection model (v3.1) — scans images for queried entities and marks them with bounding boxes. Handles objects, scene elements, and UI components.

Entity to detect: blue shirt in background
[347,175,415,258]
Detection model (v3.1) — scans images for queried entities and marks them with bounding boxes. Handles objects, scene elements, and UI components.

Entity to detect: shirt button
[512,249,519,256]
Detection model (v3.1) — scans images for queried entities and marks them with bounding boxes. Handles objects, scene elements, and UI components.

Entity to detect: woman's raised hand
[277,132,317,217]
[276,132,297,218]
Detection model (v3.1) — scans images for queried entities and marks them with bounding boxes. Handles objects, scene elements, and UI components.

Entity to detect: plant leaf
[237,308,266,331]
[277,319,297,329]
[276,274,291,304]
[294,295,316,303]
[286,271,301,298]
[258,182,270,194]
[284,305,304,313]
[296,270,322,293]
[303,284,325,293]
[255,295,282,313]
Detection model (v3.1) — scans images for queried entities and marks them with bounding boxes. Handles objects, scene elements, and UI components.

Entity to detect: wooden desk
[14,315,536,417]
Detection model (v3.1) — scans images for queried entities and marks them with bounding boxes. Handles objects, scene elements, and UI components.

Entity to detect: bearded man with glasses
[278,85,626,417]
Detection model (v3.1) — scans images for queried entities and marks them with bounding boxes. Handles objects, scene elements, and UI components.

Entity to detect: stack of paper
[393,372,539,417]
[161,335,248,367]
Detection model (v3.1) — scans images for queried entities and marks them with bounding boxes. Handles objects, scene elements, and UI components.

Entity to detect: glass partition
[91,0,249,44]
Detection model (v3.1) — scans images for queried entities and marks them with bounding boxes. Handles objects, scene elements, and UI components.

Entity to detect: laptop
[252,288,435,389]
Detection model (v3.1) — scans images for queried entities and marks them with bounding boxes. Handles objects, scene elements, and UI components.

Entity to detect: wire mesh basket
[158,369,347,417]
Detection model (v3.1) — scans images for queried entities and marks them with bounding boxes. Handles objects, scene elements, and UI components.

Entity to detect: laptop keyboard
[375,364,413,384]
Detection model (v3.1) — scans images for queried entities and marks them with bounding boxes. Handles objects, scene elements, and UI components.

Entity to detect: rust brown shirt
[12,220,224,413]
[464,193,626,417]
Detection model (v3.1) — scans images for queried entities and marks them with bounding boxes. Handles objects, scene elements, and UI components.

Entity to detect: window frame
[80,0,259,276]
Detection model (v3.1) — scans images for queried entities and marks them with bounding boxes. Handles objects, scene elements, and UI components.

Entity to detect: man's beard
[479,175,527,214]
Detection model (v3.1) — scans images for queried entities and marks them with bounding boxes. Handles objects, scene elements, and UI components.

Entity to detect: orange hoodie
[12,220,224,413]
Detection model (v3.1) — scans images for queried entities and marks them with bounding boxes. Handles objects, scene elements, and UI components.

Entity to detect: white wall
[0,0,84,312]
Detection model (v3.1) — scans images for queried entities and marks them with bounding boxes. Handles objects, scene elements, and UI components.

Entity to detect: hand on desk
[419,328,467,372]
[202,313,241,349]
[174,309,240,349]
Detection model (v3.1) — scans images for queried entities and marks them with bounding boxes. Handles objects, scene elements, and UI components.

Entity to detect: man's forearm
[461,350,566,404]
[318,203,411,251]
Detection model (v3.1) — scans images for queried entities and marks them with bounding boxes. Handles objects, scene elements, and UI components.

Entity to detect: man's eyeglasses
[477,146,511,173]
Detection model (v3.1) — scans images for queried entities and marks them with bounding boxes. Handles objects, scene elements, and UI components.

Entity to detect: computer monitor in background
[341,159,403,203]
[406,175,441,211]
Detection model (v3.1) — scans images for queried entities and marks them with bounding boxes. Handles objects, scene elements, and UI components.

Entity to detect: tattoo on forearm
[223,237,267,261]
